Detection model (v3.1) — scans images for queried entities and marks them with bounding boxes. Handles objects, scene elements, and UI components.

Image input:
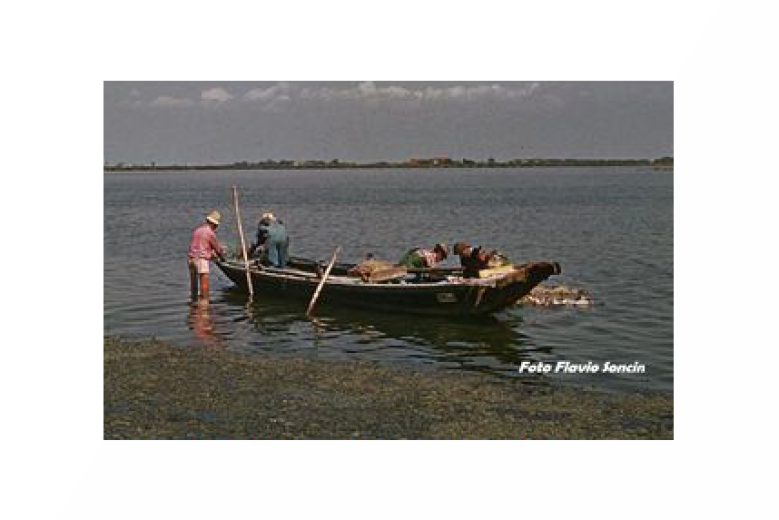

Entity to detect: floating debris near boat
[520,284,594,307]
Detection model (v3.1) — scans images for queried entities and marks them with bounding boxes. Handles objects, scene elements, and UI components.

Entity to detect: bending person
[250,212,289,268]
[397,242,448,269]
[453,241,510,278]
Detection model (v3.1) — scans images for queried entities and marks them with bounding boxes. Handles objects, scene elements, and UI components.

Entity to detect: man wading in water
[187,210,225,303]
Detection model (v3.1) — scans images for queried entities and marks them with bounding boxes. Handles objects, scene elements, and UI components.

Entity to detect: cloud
[145,82,542,111]
[295,82,431,103]
[431,82,540,101]
[383,85,416,99]
[201,87,234,105]
[245,84,288,102]
[250,82,540,106]
[245,84,294,111]
[149,95,194,108]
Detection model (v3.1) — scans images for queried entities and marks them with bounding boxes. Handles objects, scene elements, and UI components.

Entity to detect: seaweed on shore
[104,336,672,440]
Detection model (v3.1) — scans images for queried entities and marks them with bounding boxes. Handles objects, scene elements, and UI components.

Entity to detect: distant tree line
[105,156,672,172]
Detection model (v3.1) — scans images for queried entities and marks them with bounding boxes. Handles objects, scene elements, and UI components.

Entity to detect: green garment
[398,248,427,269]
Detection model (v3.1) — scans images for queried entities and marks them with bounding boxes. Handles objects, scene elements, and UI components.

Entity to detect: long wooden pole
[231,185,254,298]
[306,246,341,316]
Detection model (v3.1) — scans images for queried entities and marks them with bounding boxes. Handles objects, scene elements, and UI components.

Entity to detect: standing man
[188,210,225,302]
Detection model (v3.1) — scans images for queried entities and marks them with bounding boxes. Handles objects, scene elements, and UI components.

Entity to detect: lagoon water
[104,167,673,393]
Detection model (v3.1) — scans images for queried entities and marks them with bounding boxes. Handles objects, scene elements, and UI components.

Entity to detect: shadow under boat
[218,286,555,382]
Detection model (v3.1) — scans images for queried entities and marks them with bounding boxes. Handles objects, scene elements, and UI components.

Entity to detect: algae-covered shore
[104,337,673,439]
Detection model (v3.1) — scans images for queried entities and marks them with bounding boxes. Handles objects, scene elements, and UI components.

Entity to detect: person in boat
[187,210,225,302]
[249,212,289,268]
[397,243,449,269]
[248,212,273,260]
[453,241,510,278]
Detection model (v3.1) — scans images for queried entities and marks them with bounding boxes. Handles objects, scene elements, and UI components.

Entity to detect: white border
[5,0,777,519]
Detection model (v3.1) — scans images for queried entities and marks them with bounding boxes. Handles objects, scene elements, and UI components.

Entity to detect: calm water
[104,167,673,393]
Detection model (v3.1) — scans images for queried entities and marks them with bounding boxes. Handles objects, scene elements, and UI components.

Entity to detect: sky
[104,81,673,164]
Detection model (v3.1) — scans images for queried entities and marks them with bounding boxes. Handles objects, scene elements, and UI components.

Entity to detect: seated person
[397,243,448,269]
[453,241,510,278]
[249,212,289,267]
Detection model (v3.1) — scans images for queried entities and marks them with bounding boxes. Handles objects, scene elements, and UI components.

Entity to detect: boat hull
[215,259,560,317]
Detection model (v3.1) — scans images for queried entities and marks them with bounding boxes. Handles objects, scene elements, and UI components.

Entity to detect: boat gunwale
[216,260,508,290]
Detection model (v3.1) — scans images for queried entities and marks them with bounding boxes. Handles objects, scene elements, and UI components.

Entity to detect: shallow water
[104,167,673,393]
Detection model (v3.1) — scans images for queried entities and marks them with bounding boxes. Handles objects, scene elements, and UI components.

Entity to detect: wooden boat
[215,256,561,317]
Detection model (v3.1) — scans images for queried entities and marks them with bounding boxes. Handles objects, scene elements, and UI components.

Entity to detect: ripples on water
[104,167,673,393]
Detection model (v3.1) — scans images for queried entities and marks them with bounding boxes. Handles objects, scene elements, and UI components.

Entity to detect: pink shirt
[420,249,439,267]
[188,224,222,260]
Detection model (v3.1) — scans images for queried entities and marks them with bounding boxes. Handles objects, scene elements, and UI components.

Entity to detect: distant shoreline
[105,157,673,172]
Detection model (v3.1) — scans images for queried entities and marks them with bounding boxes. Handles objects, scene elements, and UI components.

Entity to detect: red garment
[188,224,222,260]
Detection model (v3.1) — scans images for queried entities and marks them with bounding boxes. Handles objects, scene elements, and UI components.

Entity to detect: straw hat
[206,210,221,226]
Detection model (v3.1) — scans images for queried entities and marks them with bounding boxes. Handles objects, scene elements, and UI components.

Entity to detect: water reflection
[186,300,224,349]
[218,288,552,382]
[106,168,673,392]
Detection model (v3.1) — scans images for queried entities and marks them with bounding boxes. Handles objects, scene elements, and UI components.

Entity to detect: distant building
[652,156,674,166]
[409,157,449,167]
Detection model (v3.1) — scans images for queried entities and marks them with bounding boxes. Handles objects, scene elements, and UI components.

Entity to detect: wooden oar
[231,185,254,298]
[306,246,341,316]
